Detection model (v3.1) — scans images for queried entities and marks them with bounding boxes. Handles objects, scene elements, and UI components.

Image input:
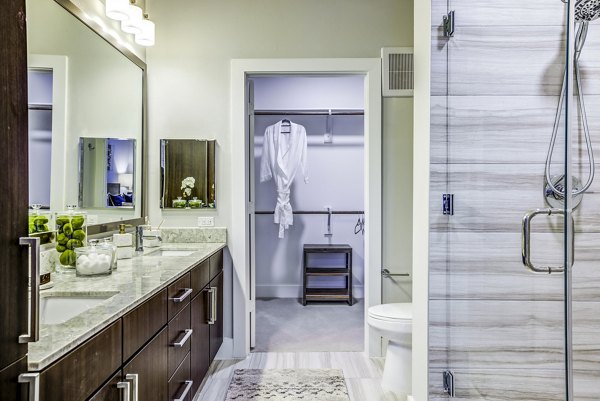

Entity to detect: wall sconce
[106,0,155,47]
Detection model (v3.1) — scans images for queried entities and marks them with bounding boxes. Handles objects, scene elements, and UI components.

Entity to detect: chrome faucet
[135,225,144,252]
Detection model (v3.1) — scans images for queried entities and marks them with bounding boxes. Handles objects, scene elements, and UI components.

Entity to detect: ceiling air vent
[382,47,414,97]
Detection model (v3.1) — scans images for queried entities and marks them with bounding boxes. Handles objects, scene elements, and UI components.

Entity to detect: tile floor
[192,352,405,401]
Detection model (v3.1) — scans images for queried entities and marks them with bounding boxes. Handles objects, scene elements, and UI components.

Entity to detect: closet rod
[255,210,364,215]
[254,109,364,116]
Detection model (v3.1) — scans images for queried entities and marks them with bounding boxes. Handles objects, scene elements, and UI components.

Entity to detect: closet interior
[250,74,366,352]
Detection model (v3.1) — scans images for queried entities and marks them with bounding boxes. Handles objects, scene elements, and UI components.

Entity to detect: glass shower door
[426,0,594,399]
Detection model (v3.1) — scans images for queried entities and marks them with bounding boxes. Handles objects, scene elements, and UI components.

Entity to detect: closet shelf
[305,288,350,301]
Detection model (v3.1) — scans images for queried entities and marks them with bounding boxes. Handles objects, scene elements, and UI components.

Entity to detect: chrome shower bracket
[443,11,455,37]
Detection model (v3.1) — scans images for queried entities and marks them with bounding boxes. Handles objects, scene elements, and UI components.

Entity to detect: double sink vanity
[28,242,226,401]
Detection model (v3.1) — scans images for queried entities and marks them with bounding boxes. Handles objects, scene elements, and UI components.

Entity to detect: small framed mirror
[79,138,136,209]
[160,139,216,209]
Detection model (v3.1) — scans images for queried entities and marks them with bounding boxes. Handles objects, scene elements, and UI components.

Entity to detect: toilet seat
[368,303,412,322]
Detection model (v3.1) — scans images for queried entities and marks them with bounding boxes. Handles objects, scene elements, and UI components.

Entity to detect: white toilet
[368,303,412,397]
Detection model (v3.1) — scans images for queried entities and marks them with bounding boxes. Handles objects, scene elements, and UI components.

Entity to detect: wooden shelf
[305,268,349,276]
[303,244,352,306]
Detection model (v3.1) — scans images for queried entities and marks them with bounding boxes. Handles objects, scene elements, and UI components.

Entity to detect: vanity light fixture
[105,0,155,46]
[105,0,129,21]
[121,0,144,35]
[135,14,155,47]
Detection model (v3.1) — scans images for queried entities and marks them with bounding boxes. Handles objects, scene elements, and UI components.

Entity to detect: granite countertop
[28,242,226,371]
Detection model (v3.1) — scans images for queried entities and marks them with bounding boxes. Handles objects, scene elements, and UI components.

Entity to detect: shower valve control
[443,193,454,215]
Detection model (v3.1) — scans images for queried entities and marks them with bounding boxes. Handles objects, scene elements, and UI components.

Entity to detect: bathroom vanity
[26,244,225,401]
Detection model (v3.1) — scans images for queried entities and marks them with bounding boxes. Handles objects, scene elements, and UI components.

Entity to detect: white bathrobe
[260,121,308,238]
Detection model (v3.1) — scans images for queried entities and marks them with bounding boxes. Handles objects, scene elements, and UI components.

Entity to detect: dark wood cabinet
[209,250,223,281]
[123,327,169,401]
[209,272,224,364]
[190,259,210,295]
[39,320,122,401]
[123,289,167,361]
[168,303,192,379]
[168,353,192,401]
[190,289,210,396]
[1,0,30,395]
[168,273,192,320]
[30,248,225,401]
[0,357,28,401]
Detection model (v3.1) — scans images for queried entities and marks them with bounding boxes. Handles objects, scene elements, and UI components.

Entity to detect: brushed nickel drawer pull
[207,287,217,325]
[117,381,131,401]
[19,237,40,343]
[126,373,139,401]
[171,329,193,347]
[18,373,40,401]
[173,380,193,401]
[171,288,192,303]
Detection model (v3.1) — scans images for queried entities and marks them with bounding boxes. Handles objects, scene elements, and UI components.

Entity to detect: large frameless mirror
[160,139,216,209]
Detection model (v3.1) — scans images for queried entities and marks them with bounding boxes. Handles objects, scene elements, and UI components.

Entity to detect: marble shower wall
[429,1,600,399]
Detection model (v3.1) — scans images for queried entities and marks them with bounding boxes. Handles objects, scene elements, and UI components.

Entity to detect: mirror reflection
[26,0,143,224]
[79,138,136,209]
[160,139,216,209]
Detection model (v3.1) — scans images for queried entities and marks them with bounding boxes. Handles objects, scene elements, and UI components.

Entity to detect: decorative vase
[54,205,87,272]
[188,197,203,209]
[172,197,187,208]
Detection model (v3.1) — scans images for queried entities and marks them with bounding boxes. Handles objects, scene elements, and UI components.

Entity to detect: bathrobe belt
[274,190,293,239]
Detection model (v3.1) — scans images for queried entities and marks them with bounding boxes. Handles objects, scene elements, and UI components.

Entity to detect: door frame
[230,58,383,357]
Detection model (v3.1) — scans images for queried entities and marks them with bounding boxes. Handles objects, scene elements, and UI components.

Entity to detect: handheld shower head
[576,0,600,22]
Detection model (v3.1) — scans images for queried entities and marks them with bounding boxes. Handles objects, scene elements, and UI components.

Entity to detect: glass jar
[188,197,203,208]
[55,205,87,272]
[99,238,118,271]
[29,204,54,245]
[172,197,186,208]
[75,241,112,277]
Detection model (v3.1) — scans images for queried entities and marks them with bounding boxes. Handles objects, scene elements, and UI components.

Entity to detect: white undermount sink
[40,293,117,325]
[146,249,197,257]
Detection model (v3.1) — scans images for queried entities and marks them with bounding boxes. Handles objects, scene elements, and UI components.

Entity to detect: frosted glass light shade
[121,4,144,34]
[105,0,129,20]
[135,18,155,47]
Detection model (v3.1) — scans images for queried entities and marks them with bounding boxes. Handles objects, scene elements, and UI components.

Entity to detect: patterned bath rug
[225,369,350,401]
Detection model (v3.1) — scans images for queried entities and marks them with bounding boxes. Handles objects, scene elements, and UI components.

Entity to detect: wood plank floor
[192,352,405,401]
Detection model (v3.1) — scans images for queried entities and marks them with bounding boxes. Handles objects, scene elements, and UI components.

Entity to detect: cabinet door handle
[173,380,193,401]
[126,373,139,401]
[18,373,40,401]
[171,288,193,303]
[207,287,217,325]
[171,329,193,347]
[19,237,40,343]
[117,381,131,401]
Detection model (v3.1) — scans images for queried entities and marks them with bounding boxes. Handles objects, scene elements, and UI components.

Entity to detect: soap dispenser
[113,224,133,260]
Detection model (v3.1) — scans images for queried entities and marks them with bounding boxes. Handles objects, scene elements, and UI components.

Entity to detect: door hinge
[443,193,454,215]
[443,11,455,37]
[443,370,455,397]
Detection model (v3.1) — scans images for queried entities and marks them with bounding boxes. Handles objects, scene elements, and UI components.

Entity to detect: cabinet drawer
[123,327,169,401]
[209,250,223,280]
[168,353,192,401]
[123,289,168,362]
[190,258,209,295]
[168,273,192,320]
[168,303,191,379]
[87,370,122,401]
[39,320,122,401]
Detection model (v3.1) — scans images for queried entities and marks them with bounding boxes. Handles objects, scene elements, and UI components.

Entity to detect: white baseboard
[214,337,234,360]
[256,284,364,299]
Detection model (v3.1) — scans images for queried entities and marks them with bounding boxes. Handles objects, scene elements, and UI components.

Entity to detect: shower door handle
[521,208,574,274]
